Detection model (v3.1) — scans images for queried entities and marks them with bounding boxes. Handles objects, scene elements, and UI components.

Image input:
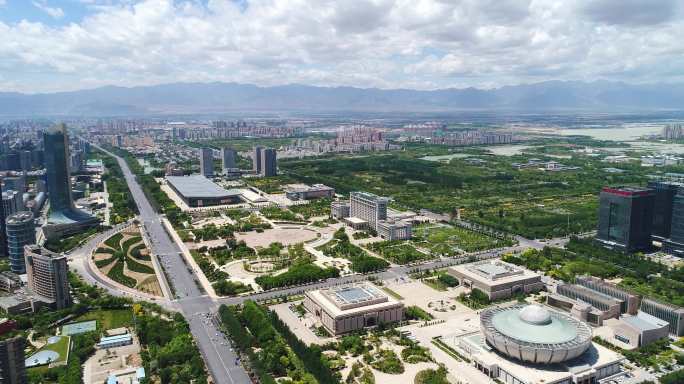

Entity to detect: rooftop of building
[99,333,132,345]
[46,123,67,134]
[641,297,684,313]
[106,367,146,384]
[2,190,19,198]
[0,271,21,281]
[377,219,412,228]
[575,275,638,298]
[623,311,670,331]
[345,217,367,224]
[307,283,401,317]
[487,304,586,344]
[166,175,241,199]
[647,180,684,188]
[0,294,31,308]
[6,211,34,224]
[602,186,654,196]
[451,260,539,284]
[329,284,384,306]
[558,284,623,307]
[465,331,622,384]
[350,191,390,202]
[284,183,333,193]
[46,206,100,226]
[24,245,62,259]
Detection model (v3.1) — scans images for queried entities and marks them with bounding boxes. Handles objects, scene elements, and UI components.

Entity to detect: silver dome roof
[519,304,552,325]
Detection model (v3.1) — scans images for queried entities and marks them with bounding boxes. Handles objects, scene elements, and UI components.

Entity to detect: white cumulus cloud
[32,0,65,19]
[0,0,683,92]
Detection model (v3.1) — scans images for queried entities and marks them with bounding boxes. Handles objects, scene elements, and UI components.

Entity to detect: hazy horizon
[3,78,684,97]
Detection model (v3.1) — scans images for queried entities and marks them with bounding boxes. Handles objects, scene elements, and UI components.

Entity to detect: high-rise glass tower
[43,124,98,237]
[647,180,680,239]
[664,191,684,256]
[253,146,263,174]
[221,147,237,172]
[44,124,74,213]
[6,211,35,274]
[199,147,214,177]
[260,148,277,177]
[0,183,6,258]
[596,186,655,252]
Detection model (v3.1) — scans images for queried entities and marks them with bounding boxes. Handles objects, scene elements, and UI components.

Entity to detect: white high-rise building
[349,192,388,231]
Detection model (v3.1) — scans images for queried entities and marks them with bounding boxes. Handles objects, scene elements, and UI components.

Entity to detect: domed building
[481,304,593,364]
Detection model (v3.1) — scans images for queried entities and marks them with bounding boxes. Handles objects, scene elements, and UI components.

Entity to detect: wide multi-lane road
[92,144,251,384]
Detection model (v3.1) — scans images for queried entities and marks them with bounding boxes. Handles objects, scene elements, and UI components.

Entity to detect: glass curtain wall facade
[597,187,655,252]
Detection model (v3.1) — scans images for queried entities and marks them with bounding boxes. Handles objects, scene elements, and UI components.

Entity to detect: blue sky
[1,0,91,25]
[1,0,683,93]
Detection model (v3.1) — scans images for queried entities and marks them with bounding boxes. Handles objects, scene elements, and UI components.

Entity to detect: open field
[74,309,134,330]
[235,227,318,248]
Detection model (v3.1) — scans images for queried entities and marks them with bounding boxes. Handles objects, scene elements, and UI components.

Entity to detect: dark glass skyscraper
[43,124,98,238]
[221,147,237,172]
[0,183,6,258]
[664,191,684,256]
[260,148,277,177]
[44,124,75,213]
[596,186,655,252]
[199,147,214,177]
[647,180,680,239]
[253,146,263,174]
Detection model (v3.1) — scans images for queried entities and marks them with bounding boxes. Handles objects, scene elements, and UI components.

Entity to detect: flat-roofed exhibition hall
[304,283,404,335]
[481,304,593,364]
[165,175,241,207]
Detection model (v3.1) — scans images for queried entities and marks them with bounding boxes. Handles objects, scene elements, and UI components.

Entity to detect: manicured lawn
[74,309,133,330]
[366,241,433,264]
[413,224,511,255]
[47,336,70,362]
[26,335,71,368]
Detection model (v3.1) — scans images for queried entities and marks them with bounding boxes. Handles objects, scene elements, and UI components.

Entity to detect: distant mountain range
[1,80,683,116]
